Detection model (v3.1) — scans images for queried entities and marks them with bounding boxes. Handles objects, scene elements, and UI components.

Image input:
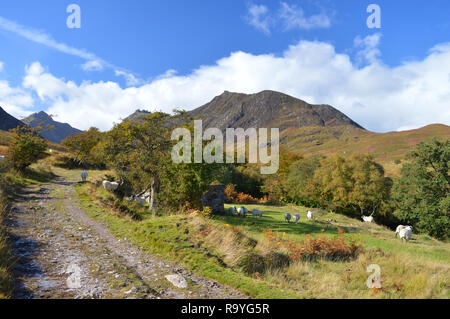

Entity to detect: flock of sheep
[226,206,316,224]
[82,171,415,243]
[227,204,413,242]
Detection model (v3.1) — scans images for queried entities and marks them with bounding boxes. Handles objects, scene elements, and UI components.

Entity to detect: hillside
[22,111,82,144]
[0,106,25,131]
[184,90,449,174]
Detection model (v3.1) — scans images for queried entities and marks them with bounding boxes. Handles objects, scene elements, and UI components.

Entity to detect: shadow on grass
[21,168,56,183]
[214,212,340,236]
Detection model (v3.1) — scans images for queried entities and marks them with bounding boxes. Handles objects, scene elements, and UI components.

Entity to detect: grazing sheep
[228,206,237,215]
[102,180,119,192]
[134,197,147,205]
[362,215,374,223]
[251,208,262,217]
[237,207,248,217]
[0,155,4,160]
[395,225,405,237]
[80,170,88,182]
[307,210,314,220]
[399,226,413,242]
[293,213,300,224]
[395,225,413,238]
[284,213,292,223]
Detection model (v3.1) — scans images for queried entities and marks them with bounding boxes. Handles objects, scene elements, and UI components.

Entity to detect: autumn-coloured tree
[62,127,104,167]
[308,154,392,216]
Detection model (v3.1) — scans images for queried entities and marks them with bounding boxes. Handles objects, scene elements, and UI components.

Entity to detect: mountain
[22,111,83,144]
[188,90,364,132]
[184,90,449,175]
[122,90,449,175]
[124,109,151,122]
[0,106,25,131]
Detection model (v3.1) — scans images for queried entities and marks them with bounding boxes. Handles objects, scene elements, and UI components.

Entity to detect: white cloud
[246,2,331,34]
[278,2,331,30]
[11,36,450,133]
[246,4,272,35]
[0,62,4,72]
[0,16,140,85]
[0,79,34,118]
[114,69,140,86]
[354,33,382,65]
[82,60,104,72]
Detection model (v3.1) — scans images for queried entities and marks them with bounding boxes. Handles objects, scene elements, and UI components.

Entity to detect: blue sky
[0,0,449,132]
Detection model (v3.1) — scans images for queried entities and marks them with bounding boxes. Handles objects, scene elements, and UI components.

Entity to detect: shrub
[263,229,362,262]
[7,126,47,171]
[288,235,362,262]
[225,184,258,203]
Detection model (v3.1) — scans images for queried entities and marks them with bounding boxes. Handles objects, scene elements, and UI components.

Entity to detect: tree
[7,126,47,171]
[347,154,392,216]
[102,113,174,213]
[308,154,392,216]
[284,155,323,205]
[62,127,104,167]
[393,139,449,240]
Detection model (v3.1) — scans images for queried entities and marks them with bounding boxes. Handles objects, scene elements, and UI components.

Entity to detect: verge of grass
[0,158,57,299]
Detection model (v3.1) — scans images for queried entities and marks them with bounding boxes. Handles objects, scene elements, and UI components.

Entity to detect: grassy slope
[284,124,450,175]
[73,169,449,299]
[0,130,67,157]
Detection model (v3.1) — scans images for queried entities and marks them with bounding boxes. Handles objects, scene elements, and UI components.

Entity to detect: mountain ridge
[0,106,25,131]
[22,111,83,144]
[188,90,365,132]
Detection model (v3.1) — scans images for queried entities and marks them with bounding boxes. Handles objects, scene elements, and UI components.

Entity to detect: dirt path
[5,172,245,299]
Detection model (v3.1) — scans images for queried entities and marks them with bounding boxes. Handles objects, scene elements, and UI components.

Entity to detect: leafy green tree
[102,112,174,213]
[7,126,47,171]
[393,139,449,240]
[284,155,323,205]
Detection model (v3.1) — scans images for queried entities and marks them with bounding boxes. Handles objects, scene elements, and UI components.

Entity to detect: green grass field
[73,169,450,299]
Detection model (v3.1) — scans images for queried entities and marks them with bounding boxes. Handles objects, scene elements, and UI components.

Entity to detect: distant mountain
[22,111,82,143]
[123,109,152,122]
[0,106,25,131]
[188,90,364,132]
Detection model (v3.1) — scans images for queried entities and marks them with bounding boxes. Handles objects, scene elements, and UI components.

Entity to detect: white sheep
[293,213,300,224]
[284,213,292,223]
[228,206,237,215]
[251,208,262,217]
[307,210,314,220]
[134,196,147,205]
[80,170,88,182]
[362,215,374,223]
[102,180,119,192]
[395,225,413,238]
[237,207,248,217]
[399,226,413,242]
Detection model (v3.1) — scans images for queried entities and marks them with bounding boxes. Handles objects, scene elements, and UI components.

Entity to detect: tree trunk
[150,183,155,216]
